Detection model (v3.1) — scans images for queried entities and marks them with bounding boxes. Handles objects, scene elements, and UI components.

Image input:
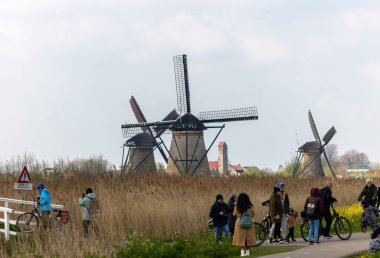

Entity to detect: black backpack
[306,197,318,216]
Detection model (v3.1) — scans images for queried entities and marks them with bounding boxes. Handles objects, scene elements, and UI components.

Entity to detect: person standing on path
[232,193,256,257]
[209,194,229,242]
[269,187,283,244]
[79,188,99,238]
[319,181,337,239]
[358,178,377,207]
[36,183,51,231]
[286,208,298,242]
[304,187,323,245]
[227,192,237,236]
[277,182,290,244]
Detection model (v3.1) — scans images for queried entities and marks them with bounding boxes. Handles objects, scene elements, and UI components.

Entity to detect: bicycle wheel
[300,221,309,242]
[260,218,270,237]
[253,222,267,247]
[360,213,367,233]
[16,212,39,233]
[334,216,352,240]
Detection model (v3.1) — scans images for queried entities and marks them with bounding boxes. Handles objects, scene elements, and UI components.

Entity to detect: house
[208,141,246,176]
[368,169,380,177]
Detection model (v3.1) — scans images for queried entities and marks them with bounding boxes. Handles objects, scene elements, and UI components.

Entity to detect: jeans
[281,214,288,239]
[308,219,320,242]
[215,224,230,241]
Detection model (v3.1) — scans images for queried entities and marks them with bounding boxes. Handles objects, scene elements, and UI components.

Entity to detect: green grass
[113,232,300,258]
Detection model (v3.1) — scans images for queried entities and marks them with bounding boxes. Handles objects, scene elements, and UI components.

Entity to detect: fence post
[4,201,9,240]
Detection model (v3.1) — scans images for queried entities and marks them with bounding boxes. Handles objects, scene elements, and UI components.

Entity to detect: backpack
[240,211,252,228]
[306,197,318,216]
[87,197,100,214]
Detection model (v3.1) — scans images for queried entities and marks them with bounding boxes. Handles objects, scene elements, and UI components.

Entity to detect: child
[361,200,379,230]
[286,208,298,242]
[369,226,380,252]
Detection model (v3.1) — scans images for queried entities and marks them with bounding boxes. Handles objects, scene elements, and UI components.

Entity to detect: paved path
[257,232,371,258]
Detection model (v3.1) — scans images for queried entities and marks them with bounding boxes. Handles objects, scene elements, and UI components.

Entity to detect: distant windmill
[122,54,259,175]
[292,111,337,178]
[121,96,178,173]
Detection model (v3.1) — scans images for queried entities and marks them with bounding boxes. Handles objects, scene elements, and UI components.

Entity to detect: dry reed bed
[0,175,366,257]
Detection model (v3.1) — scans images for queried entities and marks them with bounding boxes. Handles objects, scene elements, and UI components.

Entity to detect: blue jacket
[39,189,51,212]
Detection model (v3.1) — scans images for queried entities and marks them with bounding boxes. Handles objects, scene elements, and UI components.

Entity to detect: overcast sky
[0,0,379,170]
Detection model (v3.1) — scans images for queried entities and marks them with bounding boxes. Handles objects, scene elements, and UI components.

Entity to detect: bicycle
[259,200,272,239]
[300,202,352,241]
[360,212,369,233]
[16,199,70,233]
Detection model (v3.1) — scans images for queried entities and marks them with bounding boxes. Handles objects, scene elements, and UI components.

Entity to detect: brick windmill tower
[122,54,258,175]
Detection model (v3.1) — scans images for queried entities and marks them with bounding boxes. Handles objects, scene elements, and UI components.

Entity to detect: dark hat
[216,194,224,201]
[273,187,280,193]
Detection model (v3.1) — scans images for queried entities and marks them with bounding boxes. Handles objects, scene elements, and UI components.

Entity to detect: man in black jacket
[319,182,337,239]
[209,194,230,241]
[358,178,377,207]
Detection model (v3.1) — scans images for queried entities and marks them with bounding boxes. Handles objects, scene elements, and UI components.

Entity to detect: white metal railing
[0,197,64,240]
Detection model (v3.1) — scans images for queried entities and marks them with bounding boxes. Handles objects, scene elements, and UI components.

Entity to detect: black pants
[286,227,295,240]
[321,210,333,236]
[274,222,282,239]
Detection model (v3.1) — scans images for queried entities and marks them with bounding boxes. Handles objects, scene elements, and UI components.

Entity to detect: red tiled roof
[368,169,380,175]
[209,161,219,171]
[218,141,225,147]
[231,164,245,171]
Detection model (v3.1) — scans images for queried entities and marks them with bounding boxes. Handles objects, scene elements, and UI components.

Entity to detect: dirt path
[257,232,370,258]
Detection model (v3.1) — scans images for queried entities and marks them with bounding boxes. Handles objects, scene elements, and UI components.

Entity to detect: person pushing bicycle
[36,183,52,230]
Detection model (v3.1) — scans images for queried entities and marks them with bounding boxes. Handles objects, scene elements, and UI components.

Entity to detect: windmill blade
[155,109,179,137]
[199,107,258,123]
[322,149,337,178]
[173,54,191,114]
[122,120,176,129]
[322,126,336,145]
[308,110,322,144]
[130,96,148,133]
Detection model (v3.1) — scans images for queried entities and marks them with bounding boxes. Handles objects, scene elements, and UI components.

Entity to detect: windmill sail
[308,110,322,143]
[198,107,258,123]
[322,126,336,145]
[173,55,191,114]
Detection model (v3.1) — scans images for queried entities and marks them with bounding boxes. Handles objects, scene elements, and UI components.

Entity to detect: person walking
[36,183,51,231]
[277,182,290,244]
[232,193,255,257]
[304,187,323,245]
[269,187,283,244]
[209,194,229,242]
[319,181,337,239]
[286,208,298,242]
[358,178,377,207]
[227,192,237,236]
[79,188,99,238]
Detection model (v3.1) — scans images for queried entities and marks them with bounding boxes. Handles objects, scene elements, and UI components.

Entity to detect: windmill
[292,110,337,178]
[121,96,178,173]
[121,54,258,175]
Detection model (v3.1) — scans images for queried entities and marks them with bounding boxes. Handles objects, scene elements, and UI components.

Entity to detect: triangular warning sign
[18,166,32,183]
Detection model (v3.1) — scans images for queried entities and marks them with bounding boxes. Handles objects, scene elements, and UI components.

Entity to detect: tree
[245,166,262,176]
[339,149,371,169]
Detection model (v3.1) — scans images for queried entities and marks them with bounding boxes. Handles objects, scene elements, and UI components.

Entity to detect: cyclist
[361,200,379,230]
[36,183,51,230]
[319,182,337,239]
[277,182,290,244]
[358,178,377,207]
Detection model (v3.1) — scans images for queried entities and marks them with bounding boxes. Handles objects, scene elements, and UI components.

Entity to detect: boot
[240,250,245,256]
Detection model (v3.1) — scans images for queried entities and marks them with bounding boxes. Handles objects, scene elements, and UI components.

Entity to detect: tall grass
[0,174,366,257]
